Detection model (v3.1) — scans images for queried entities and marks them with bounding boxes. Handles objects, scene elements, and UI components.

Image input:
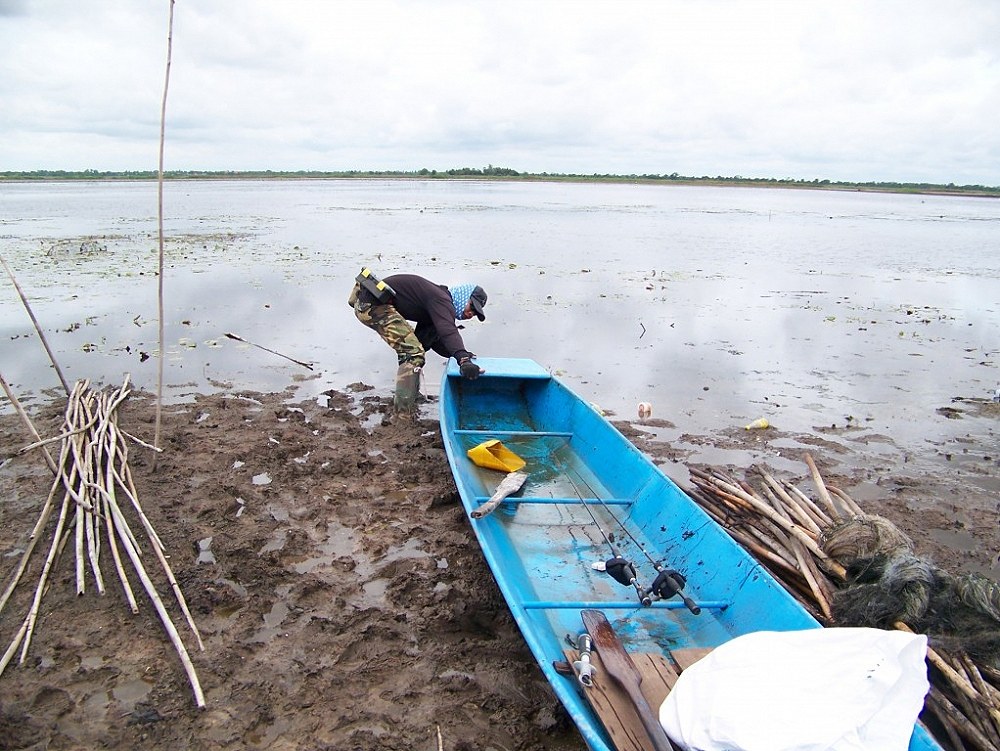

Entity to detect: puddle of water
[629,423,679,442]
[929,527,979,554]
[360,412,384,432]
[197,537,216,564]
[252,472,272,486]
[246,716,293,747]
[198,578,249,633]
[350,537,431,610]
[267,504,289,522]
[262,600,289,629]
[80,655,104,670]
[259,529,287,554]
[381,537,429,565]
[112,676,154,705]
[382,489,410,504]
[662,442,804,477]
[248,584,293,643]
[81,690,111,714]
[289,520,357,574]
[362,578,388,602]
[216,577,249,599]
[843,482,885,503]
[286,529,433,609]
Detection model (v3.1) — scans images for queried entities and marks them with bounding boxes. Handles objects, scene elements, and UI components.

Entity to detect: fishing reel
[604,556,654,605]
[649,569,686,599]
[604,556,638,588]
[645,569,702,615]
[595,535,702,612]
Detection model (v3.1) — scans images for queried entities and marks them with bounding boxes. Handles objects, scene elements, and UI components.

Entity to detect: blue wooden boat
[439,357,941,751]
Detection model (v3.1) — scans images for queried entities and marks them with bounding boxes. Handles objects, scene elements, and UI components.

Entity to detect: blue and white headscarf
[449,283,476,320]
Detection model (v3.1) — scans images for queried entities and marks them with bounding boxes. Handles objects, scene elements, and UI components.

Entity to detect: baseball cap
[470,286,487,321]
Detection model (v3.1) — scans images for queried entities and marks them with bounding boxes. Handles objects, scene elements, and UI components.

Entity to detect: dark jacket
[381,274,473,361]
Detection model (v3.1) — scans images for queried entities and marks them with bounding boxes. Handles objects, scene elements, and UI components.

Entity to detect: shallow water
[1,178,998,475]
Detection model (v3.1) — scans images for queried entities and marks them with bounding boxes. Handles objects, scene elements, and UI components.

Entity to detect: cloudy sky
[1,0,997,185]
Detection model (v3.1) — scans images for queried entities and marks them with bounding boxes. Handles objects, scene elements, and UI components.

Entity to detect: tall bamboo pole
[154,0,175,453]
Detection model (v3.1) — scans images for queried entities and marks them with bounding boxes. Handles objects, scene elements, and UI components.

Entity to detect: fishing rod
[557,447,700,612]
[562,462,647,604]
[587,493,701,614]
[224,333,314,370]
[579,495,646,603]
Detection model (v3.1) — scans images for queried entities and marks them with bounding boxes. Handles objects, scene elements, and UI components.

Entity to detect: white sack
[659,627,929,751]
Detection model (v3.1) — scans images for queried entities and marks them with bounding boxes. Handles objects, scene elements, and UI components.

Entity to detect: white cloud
[0,0,997,184]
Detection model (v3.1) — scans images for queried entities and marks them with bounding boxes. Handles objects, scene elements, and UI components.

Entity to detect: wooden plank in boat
[669,647,713,673]
[564,649,679,751]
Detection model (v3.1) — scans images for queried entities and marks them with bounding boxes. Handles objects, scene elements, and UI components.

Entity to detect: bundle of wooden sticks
[0,377,205,707]
[686,454,1000,751]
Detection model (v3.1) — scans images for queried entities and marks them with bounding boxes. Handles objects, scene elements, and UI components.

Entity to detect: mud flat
[1,381,996,750]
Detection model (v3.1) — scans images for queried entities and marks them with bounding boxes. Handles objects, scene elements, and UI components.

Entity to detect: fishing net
[823,516,1000,666]
[820,514,914,563]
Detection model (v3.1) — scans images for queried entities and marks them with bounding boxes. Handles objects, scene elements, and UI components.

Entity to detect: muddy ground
[0,384,997,751]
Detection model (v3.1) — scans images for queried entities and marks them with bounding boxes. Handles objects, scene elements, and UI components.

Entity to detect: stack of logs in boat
[687,454,1000,751]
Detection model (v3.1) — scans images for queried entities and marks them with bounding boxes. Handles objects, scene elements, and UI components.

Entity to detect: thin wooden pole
[0,255,71,395]
[828,485,866,517]
[804,453,848,519]
[0,371,59,475]
[758,468,824,535]
[154,0,175,453]
[760,482,833,620]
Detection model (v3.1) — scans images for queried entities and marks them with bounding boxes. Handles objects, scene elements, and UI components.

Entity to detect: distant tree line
[1,167,997,196]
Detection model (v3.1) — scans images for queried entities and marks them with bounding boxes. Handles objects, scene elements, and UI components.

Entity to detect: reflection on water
[1,179,998,474]
[197,537,216,564]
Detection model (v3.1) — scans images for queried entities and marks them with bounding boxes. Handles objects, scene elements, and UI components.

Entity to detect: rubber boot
[394,361,421,414]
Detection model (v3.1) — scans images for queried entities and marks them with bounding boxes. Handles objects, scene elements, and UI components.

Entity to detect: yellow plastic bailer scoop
[467,439,526,473]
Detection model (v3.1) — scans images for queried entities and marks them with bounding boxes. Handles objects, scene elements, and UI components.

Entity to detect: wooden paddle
[582,609,675,751]
[470,471,527,518]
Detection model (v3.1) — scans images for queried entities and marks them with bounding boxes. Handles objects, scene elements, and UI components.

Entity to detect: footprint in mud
[31,686,73,717]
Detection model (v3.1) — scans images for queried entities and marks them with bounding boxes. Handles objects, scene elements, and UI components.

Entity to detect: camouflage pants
[349,283,425,368]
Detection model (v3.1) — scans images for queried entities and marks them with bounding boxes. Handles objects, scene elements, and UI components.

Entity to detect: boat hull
[439,357,939,751]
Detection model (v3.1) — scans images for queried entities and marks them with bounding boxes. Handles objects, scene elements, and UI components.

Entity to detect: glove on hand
[459,358,482,380]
